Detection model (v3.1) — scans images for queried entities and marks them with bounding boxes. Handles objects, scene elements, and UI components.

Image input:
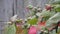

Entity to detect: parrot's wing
[46,12,60,27]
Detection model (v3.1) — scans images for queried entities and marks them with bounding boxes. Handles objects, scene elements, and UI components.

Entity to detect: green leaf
[27,17,38,25]
[23,29,28,34]
[40,10,55,21]
[51,0,60,4]
[6,24,16,34]
[54,5,60,12]
[46,12,60,27]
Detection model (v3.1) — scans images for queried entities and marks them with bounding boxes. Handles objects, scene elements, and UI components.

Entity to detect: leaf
[6,24,16,34]
[54,5,60,12]
[40,10,55,21]
[27,17,38,25]
[51,0,60,4]
[46,12,60,27]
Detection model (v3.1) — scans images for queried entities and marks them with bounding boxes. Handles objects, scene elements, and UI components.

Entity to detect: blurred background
[0,0,53,34]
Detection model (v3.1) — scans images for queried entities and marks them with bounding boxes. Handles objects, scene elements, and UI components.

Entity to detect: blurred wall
[0,0,14,34]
